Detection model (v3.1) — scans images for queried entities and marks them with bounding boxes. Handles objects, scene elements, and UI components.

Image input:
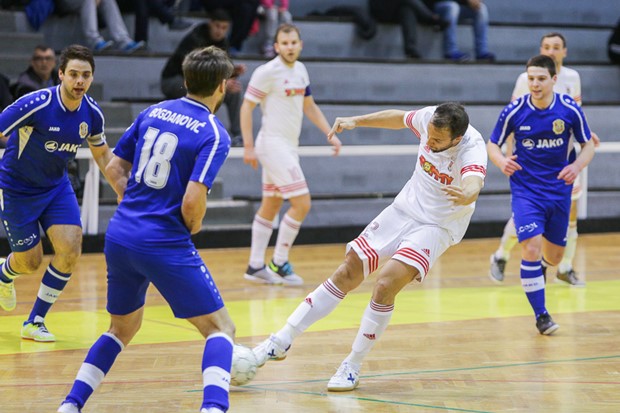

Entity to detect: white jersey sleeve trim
[198,114,221,184]
[1,89,52,136]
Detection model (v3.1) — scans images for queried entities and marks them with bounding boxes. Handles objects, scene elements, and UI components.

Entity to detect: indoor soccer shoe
[0,280,16,311]
[327,361,360,392]
[267,260,304,285]
[21,318,56,342]
[57,402,81,413]
[556,269,585,287]
[489,254,506,283]
[200,408,224,413]
[244,265,283,285]
[252,334,288,367]
[536,313,560,335]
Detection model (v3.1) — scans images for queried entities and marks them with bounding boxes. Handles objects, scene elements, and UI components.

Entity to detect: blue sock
[201,332,233,412]
[64,333,124,409]
[520,259,547,318]
[0,255,20,283]
[26,264,71,323]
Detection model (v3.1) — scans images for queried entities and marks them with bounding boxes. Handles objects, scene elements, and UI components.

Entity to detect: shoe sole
[21,335,56,342]
[327,381,359,392]
[243,274,283,285]
[540,323,560,335]
[0,303,16,311]
[554,278,585,287]
[256,355,287,368]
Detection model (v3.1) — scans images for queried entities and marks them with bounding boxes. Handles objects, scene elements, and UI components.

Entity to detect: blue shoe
[445,51,471,62]
[476,52,496,62]
[93,40,114,51]
[121,40,146,53]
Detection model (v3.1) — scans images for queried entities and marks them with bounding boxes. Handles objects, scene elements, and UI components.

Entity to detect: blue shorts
[512,195,570,246]
[0,180,81,252]
[105,240,225,318]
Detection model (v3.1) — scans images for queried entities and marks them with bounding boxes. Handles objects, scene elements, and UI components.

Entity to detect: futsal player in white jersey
[489,32,600,286]
[253,102,487,391]
[241,23,342,285]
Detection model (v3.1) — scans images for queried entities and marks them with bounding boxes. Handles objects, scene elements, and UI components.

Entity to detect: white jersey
[244,56,310,146]
[393,106,488,244]
[512,65,582,105]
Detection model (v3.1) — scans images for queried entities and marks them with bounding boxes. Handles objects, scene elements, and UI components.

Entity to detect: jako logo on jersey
[285,88,305,97]
[419,155,454,184]
[48,126,60,132]
[45,141,80,153]
[517,222,539,235]
[522,139,535,150]
[519,126,531,131]
[536,138,564,149]
[15,232,38,247]
[363,333,376,340]
[553,119,565,135]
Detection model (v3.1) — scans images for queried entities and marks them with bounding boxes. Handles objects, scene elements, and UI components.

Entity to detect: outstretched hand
[328,117,357,139]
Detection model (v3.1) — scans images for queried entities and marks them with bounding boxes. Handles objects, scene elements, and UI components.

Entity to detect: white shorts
[346,204,451,282]
[255,138,308,199]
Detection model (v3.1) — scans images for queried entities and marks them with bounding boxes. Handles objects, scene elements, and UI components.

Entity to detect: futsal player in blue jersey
[0,45,113,342]
[487,54,595,335]
[58,46,236,413]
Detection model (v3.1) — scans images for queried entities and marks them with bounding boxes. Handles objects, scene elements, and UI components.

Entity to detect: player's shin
[201,332,233,412]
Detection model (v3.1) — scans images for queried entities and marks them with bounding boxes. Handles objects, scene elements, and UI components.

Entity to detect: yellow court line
[1,280,619,355]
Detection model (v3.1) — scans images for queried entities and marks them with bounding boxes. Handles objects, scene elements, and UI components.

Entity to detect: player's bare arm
[487,141,522,176]
[303,96,341,155]
[557,138,595,184]
[240,98,259,169]
[105,155,132,202]
[89,141,114,179]
[442,175,484,206]
[182,181,208,234]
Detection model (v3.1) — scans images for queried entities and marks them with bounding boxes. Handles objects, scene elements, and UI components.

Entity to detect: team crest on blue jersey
[79,121,89,139]
[552,119,565,135]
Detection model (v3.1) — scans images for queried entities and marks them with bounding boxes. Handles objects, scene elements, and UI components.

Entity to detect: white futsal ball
[230,344,258,386]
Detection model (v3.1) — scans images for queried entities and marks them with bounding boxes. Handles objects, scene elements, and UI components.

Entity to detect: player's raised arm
[328,109,409,140]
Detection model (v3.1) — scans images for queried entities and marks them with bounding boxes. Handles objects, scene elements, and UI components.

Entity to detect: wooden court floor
[1,234,619,413]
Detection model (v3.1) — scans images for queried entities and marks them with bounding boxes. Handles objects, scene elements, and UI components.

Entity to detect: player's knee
[372,278,397,303]
[13,254,42,273]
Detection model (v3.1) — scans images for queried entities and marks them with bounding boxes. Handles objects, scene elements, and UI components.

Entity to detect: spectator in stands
[54,0,145,53]
[198,0,260,54]
[117,0,193,47]
[369,0,448,59]
[0,72,13,113]
[608,18,620,64]
[13,45,60,99]
[161,8,244,144]
[258,0,292,58]
[423,0,495,62]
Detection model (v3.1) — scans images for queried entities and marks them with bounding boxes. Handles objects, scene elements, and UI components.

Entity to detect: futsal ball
[230,344,258,386]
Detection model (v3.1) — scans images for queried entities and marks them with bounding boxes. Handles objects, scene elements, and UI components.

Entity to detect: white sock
[559,226,578,273]
[249,214,273,269]
[274,279,345,347]
[273,214,302,265]
[344,300,394,366]
[496,217,518,260]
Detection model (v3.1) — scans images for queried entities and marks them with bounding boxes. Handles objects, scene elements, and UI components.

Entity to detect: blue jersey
[106,97,231,253]
[489,93,590,200]
[0,86,105,194]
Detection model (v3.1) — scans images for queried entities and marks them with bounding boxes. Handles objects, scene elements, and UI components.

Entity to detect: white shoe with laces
[252,334,289,367]
[327,361,360,392]
[57,402,81,413]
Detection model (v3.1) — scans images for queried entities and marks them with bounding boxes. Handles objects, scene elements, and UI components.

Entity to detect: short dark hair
[541,32,566,48]
[275,23,301,43]
[209,8,231,22]
[527,54,556,78]
[33,45,54,55]
[59,44,95,73]
[431,102,469,139]
[182,46,234,97]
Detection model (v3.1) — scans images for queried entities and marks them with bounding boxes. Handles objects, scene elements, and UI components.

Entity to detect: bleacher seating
[0,2,619,248]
